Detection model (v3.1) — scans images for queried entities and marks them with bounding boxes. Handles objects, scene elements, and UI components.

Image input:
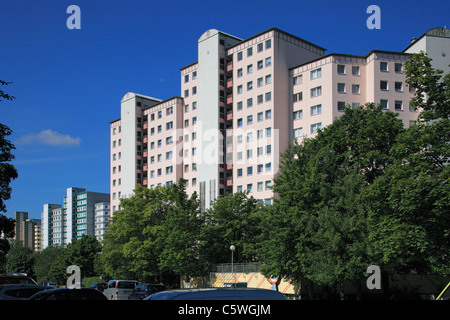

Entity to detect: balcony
[226,95,233,105]
[226,78,233,88]
[226,178,233,187]
[226,163,233,170]
[226,62,233,72]
[226,111,233,121]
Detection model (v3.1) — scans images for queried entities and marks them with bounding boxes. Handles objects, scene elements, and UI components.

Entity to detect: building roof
[227,27,326,52]
[402,27,450,52]
[289,49,411,70]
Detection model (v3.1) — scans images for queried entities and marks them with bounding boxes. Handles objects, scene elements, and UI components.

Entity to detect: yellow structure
[210,272,299,295]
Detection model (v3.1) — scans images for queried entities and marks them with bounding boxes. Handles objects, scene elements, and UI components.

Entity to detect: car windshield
[118,282,136,289]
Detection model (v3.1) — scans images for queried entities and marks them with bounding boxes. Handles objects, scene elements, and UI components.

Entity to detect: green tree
[366,53,450,275]
[157,182,204,279]
[33,246,66,284]
[48,236,102,285]
[200,192,261,268]
[0,80,18,272]
[6,241,35,277]
[259,104,404,298]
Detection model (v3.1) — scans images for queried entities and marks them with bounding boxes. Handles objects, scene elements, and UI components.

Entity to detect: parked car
[104,280,138,300]
[145,288,286,300]
[40,282,57,288]
[89,282,107,292]
[0,273,37,285]
[28,288,108,300]
[0,284,52,300]
[128,283,166,300]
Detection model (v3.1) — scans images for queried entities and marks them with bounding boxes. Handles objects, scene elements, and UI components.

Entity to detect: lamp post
[230,245,235,287]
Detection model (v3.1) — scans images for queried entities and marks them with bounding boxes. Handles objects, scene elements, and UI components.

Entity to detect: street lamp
[230,245,235,287]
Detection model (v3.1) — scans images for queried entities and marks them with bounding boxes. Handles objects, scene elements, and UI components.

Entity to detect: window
[265,74,272,84]
[166,106,173,115]
[247,184,253,192]
[247,64,253,74]
[237,168,243,177]
[257,147,263,157]
[351,103,360,109]
[247,166,253,175]
[380,80,388,91]
[166,151,173,160]
[337,65,346,74]
[166,136,173,145]
[395,100,403,111]
[192,102,197,109]
[265,110,272,119]
[237,101,243,110]
[257,94,263,104]
[266,145,272,154]
[237,68,243,77]
[237,118,243,127]
[247,149,253,159]
[237,151,243,161]
[293,75,303,85]
[257,43,263,52]
[247,81,253,90]
[380,99,388,110]
[265,57,272,67]
[311,86,322,97]
[293,128,303,138]
[257,60,263,69]
[293,92,303,102]
[265,39,271,49]
[247,132,253,142]
[237,51,243,61]
[311,68,322,79]
[184,89,189,97]
[265,92,272,101]
[166,121,173,130]
[247,98,253,108]
[192,117,197,125]
[266,127,272,137]
[184,74,189,83]
[247,115,253,124]
[257,129,263,139]
[192,86,197,95]
[380,61,388,72]
[352,66,360,75]
[338,83,346,93]
[237,85,243,94]
[293,110,303,120]
[265,180,272,190]
[237,185,243,192]
[311,104,322,115]
[352,84,360,94]
[247,47,253,57]
[166,166,173,174]
[257,112,263,121]
[395,63,403,73]
[395,82,403,92]
[257,182,263,191]
[311,122,322,134]
[257,164,263,174]
[192,71,197,79]
[237,135,243,144]
[257,77,263,87]
[265,163,272,172]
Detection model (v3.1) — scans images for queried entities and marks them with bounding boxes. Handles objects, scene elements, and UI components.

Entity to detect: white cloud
[16,129,81,146]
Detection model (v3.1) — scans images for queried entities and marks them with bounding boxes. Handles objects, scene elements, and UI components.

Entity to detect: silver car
[104,280,137,300]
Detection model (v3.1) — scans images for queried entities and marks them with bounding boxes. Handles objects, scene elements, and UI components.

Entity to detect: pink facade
[291,51,418,143]
[110,27,428,213]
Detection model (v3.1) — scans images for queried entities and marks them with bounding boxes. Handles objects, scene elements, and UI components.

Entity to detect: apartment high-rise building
[41,187,110,249]
[110,27,449,213]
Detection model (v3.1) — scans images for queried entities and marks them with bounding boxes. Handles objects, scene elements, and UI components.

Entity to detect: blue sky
[1,0,449,220]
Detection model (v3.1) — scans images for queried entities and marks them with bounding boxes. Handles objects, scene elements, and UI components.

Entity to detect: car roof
[146,288,285,300]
